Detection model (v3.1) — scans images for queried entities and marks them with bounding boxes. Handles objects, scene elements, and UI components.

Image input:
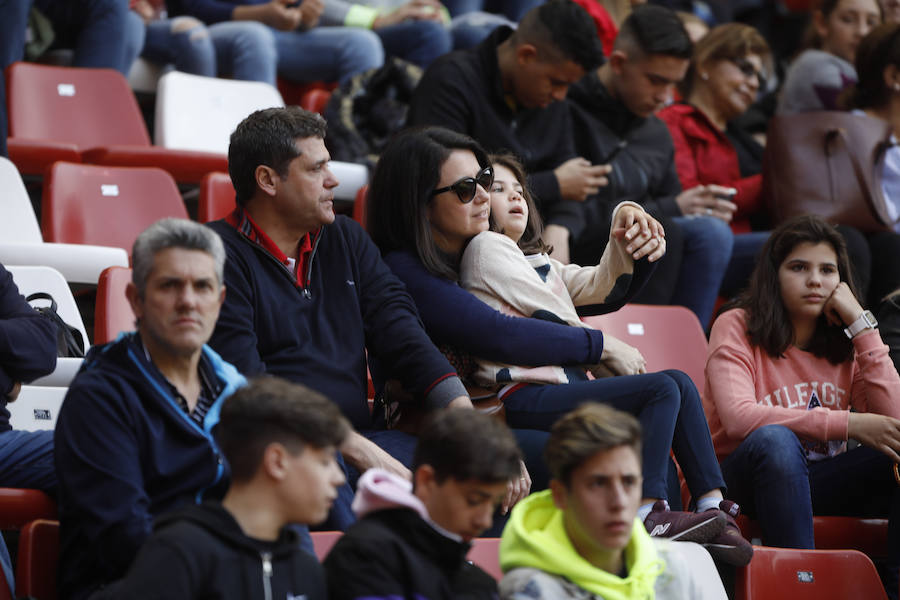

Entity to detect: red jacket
[658,103,762,234]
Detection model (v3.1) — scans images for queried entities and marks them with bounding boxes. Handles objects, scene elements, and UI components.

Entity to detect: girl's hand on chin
[823,282,864,327]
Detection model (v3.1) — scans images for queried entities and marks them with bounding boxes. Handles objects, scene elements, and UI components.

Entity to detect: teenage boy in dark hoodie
[98,376,350,600]
[324,409,522,599]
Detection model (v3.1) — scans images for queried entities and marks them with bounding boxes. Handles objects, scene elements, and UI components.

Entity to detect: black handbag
[26,292,85,358]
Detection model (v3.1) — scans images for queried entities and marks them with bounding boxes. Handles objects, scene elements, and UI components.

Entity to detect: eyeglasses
[431,166,494,204]
[730,57,766,89]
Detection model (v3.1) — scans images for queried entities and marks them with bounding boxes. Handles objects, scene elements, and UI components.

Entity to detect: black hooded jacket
[98,501,325,600]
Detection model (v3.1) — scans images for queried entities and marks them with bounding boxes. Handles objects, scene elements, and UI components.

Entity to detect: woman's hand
[675,185,737,222]
[598,334,646,376]
[848,412,900,462]
[502,460,531,514]
[823,282,866,328]
[611,205,666,262]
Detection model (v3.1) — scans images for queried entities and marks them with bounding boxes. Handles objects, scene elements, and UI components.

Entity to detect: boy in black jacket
[98,377,350,600]
[324,410,522,600]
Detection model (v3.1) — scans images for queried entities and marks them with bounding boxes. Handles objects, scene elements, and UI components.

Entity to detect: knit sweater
[499,490,726,600]
[704,308,900,460]
[458,203,643,388]
[777,49,857,115]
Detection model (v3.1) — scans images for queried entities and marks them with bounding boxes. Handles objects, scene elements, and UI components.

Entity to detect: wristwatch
[844,310,878,339]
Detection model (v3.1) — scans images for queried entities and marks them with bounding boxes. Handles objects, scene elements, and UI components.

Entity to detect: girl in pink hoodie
[704,215,900,597]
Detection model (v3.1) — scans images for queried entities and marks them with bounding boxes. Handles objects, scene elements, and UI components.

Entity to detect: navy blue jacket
[0,264,56,430]
[54,334,246,600]
[384,249,654,367]
[207,216,464,430]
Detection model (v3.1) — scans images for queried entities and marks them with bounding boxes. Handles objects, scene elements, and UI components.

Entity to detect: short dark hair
[369,126,490,281]
[545,403,642,488]
[412,410,521,484]
[614,4,693,60]
[216,377,351,483]
[228,107,327,207]
[849,23,900,109]
[513,0,604,71]
[721,215,857,364]
[487,152,551,255]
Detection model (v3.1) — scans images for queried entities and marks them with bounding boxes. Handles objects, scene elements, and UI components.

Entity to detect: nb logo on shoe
[650,523,671,537]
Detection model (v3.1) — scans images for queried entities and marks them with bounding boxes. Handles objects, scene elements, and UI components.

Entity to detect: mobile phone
[600,140,627,164]
[717,187,738,200]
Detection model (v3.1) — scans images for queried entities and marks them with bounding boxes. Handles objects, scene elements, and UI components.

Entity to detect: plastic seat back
[95,266,136,345]
[353,185,368,231]
[466,538,502,582]
[7,265,89,350]
[42,162,188,252]
[16,519,60,600]
[7,62,150,147]
[582,304,707,391]
[736,546,887,600]
[8,387,67,432]
[198,172,237,223]
[311,531,342,561]
[155,71,284,154]
[0,157,43,243]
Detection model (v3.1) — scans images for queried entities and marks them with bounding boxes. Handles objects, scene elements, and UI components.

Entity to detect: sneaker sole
[667,512,726,544]
[704,541,754,567]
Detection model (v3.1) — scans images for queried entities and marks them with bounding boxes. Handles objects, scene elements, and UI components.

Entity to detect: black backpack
[26,292,86,358]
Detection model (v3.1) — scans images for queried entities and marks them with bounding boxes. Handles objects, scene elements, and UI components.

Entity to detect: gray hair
[131,218,226,296]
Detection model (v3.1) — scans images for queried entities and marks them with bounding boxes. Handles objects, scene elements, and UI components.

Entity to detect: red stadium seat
[735,546,887,600]
[582,304,708,391]
[0,488,56,530]
[198,172,237,223]
[95,267,136,345]
[300,89,332,115]
[311,531,342,561]
[736,515,888,559]
[15,519,59,600]
[5,62,225,183]
[42,162,189,253]
[466,538,502,581]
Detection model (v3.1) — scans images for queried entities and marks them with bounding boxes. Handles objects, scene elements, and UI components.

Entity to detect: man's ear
[125,282,142,321]
[549,478,568,511]
[261,442,290,481]
[413,464,437,501]
[515,43,539,66]
[255,165,279,198]
[609,49,629,76]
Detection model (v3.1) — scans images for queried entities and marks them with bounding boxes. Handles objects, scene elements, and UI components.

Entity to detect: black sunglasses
[431,166,494,204]
[730,57,766,89]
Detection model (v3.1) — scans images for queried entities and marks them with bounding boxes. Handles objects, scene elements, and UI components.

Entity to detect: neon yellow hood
[500,490,664,600]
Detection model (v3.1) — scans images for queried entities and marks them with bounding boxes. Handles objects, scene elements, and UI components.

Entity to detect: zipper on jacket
[261,552,273,600]
[239,227,322,300]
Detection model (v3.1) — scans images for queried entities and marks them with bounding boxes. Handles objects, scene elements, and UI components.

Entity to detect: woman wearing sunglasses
[370,127,753,561]
[658,23,772,299]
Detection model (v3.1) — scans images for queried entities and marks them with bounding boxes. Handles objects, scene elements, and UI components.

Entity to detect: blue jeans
[450,12,512,49]
[271,26,383,85]
[720,231,769,298]
[504,369,725,502]
[671,215,732,328]
[142,18,278,84]
[320,426,549,532]
[376,20,452,68]
[721,424,900,569]
[442,0,543,20]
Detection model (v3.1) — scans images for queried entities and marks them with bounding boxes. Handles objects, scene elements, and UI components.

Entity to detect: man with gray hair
[54,218,247,600]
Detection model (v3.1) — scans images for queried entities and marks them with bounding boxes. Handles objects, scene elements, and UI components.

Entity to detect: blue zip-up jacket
[207,215,465,430]
[54,333,246,600]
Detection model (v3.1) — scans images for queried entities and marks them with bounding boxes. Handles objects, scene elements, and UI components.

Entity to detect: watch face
[864,310,878,328]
